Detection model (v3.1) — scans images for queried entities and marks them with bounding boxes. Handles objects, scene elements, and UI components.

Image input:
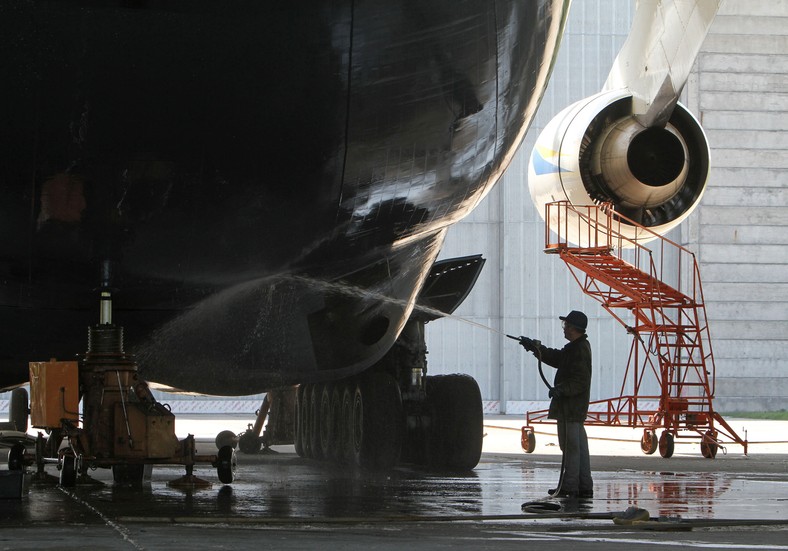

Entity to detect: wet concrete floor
[1,418,787,550]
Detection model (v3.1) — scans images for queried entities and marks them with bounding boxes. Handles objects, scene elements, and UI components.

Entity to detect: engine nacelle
[528,89,710,246]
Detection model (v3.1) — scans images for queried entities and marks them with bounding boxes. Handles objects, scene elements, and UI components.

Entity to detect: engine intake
[529,90,710,243]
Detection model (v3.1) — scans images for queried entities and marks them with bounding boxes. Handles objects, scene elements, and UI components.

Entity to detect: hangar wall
[427,0,788,414]
[682,1,788,411]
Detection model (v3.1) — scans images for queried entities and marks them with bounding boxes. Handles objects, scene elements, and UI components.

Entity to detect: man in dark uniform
[520,310,593,498]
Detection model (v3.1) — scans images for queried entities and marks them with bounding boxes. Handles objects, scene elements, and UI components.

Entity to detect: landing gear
[235,316,484,472]
[294,369,483,472]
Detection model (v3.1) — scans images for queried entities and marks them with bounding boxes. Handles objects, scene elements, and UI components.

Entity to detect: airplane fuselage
[0,0,569,394]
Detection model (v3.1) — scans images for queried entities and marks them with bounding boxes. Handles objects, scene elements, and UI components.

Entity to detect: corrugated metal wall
[684,1,788,411]
[428,0,788,414]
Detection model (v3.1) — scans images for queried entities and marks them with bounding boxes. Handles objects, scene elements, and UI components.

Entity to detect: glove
[519,336,537,352]
[548,387,562,399]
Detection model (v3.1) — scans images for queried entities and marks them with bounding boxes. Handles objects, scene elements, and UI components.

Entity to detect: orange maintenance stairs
[521,201,747,458]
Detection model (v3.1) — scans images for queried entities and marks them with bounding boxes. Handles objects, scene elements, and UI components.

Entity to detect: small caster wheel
[658,431,675,459]
[641,430,658,455]
[217,445,237,484]
[521,428,536,453]
[60,455,77,487]
[7,443,26,471]
[700,431,718,459]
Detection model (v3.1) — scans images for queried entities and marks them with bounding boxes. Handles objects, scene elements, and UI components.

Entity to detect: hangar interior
[1,1,785,419]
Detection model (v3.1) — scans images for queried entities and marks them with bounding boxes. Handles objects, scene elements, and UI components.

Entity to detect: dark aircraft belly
[0,1,568,393]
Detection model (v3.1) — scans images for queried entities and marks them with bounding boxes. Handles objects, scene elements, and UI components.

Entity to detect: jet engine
[528,89,710,245]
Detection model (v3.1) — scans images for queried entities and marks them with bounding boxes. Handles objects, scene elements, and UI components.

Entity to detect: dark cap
[560,310,587,331]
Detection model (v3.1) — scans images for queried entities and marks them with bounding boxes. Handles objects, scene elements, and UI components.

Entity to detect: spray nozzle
[507,334,540,351]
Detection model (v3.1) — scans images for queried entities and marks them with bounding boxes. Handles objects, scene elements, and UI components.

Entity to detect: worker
[520,310,593,498]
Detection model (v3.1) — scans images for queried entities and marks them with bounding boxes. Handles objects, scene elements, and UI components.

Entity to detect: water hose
[506,335,552,391]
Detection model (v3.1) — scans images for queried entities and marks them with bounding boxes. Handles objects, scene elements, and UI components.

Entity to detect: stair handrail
[545,200,716,397]
[544,201,705,305]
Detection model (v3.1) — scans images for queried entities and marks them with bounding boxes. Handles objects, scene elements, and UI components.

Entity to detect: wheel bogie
[292,371,483,473]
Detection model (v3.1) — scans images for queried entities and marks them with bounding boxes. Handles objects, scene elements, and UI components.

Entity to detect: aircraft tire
[352,372,403,470]
[318,384,333,459]
[340,383,355,464]
[299,384,312,458]
[425,374,483,471]
[294,385,304,457]
[326,385,343,462]
[309,384,325,460]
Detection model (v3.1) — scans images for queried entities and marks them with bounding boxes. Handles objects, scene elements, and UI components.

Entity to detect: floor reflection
[2,452,787,526]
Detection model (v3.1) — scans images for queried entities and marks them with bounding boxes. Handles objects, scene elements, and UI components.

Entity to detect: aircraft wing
[604,0,723,127]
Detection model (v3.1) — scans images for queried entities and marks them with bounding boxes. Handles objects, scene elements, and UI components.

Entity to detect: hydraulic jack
[14,291,236,488]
